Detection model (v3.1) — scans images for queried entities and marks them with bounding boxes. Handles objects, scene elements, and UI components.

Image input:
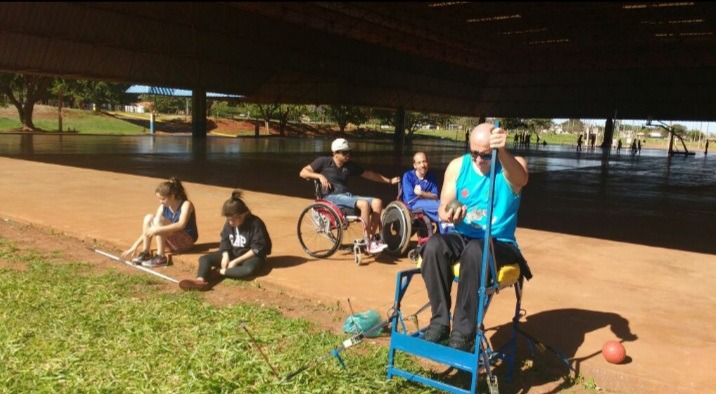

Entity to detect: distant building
[124,102,150,113]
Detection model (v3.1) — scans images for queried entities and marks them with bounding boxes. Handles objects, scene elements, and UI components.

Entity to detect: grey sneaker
[131,251,152,265]
[142,254,168,267]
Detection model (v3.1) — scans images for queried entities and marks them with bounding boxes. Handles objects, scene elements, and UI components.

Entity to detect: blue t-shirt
[454,154,520,246]
[162,200,199,242]
[401,170,439,206]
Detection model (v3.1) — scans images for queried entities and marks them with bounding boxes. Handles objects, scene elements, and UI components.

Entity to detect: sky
[553,119,714,136]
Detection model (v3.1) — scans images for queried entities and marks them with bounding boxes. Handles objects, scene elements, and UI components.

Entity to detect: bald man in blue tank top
[420,122,532,351]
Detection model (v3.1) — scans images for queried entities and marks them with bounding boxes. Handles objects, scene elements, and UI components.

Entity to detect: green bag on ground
[342,309,383,338]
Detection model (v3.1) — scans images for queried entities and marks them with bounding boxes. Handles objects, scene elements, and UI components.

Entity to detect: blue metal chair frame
[386,121,522,393]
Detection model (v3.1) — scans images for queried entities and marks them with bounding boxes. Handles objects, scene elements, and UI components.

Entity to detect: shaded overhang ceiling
[0,2,715,120]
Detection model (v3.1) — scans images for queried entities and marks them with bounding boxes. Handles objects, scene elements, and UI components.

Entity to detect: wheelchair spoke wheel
[408,248,420,264]
[380,201,412,256]
[297,203,343,258]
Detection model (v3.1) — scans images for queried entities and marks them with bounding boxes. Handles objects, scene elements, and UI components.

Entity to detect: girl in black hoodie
[179,190,272,291]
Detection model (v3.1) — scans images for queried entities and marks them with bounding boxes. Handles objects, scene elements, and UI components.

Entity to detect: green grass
[0,108,146,135]
[0,117,21,131]
[0,238,438,393]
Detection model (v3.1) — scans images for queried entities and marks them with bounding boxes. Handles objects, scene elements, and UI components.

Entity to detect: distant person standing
[576,134,583,152]
[616,139,622,155]
[705,140,709,156]
[637,139,642,155]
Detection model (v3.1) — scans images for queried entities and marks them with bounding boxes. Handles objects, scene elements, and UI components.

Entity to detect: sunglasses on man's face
[337,150,351,156]
[470,151,492,161]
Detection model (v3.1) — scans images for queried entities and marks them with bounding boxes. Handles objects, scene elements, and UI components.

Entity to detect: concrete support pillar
[602,117,614,149]
[192,87,207,139]
[394,107,405,154]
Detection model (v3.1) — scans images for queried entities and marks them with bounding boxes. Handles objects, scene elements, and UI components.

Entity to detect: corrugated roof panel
[125,85,242,98]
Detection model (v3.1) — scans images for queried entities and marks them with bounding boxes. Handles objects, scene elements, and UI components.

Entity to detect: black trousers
[421,233,523,337]
[197,251,264,280]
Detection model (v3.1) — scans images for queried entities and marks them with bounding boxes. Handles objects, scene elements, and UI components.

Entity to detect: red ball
[602,341,626,364]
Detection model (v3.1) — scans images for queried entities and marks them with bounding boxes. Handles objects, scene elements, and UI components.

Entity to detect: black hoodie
[218,214,272,258]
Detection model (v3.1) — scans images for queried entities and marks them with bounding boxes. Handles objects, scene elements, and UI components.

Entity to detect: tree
[500,118,526,131]
[245,103,281,134]
[276,104,309,136]
[685,129,703,141]
[404,112,453,139]
[560,118,586,134]
[325,105,370,133]
[671,123,687,135]
[0,73,53,131]
[372,109,452,140]
[59,79,132,111]
[525,119,553,134]
[141,95,184,114]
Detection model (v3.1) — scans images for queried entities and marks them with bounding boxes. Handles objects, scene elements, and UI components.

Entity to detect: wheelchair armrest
[309,179,323,199]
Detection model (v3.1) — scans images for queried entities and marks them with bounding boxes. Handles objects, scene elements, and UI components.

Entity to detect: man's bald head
[469,122,493,151]
[413,151,427,163]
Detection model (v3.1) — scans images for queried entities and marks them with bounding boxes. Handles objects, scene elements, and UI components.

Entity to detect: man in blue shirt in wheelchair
[401,151,452,234]
[421,122,531,351]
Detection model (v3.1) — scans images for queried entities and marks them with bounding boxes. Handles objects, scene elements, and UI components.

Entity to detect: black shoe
[448,331,474,352]
[423,324,450,343]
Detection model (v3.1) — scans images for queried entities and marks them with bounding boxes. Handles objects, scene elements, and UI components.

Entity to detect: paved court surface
[0,133,714,392]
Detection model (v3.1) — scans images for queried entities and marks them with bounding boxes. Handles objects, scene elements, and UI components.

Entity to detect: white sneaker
[367,241,388,254]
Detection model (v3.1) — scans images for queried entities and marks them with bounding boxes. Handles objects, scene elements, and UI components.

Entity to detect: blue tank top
[454,154,520,246]
[162,200,199,242]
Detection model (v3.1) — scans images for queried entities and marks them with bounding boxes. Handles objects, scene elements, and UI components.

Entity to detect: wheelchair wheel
[353,244,362,265]
[408,248,419,264]
[380,201,412,256]
[297,202,343,258]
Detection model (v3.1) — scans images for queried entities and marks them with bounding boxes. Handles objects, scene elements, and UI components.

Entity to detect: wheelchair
[296,180,378,265]
[380,181,437,261]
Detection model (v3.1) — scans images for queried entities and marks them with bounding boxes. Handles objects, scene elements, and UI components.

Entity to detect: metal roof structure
[1,2,715,120]
[125,85,242,98]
